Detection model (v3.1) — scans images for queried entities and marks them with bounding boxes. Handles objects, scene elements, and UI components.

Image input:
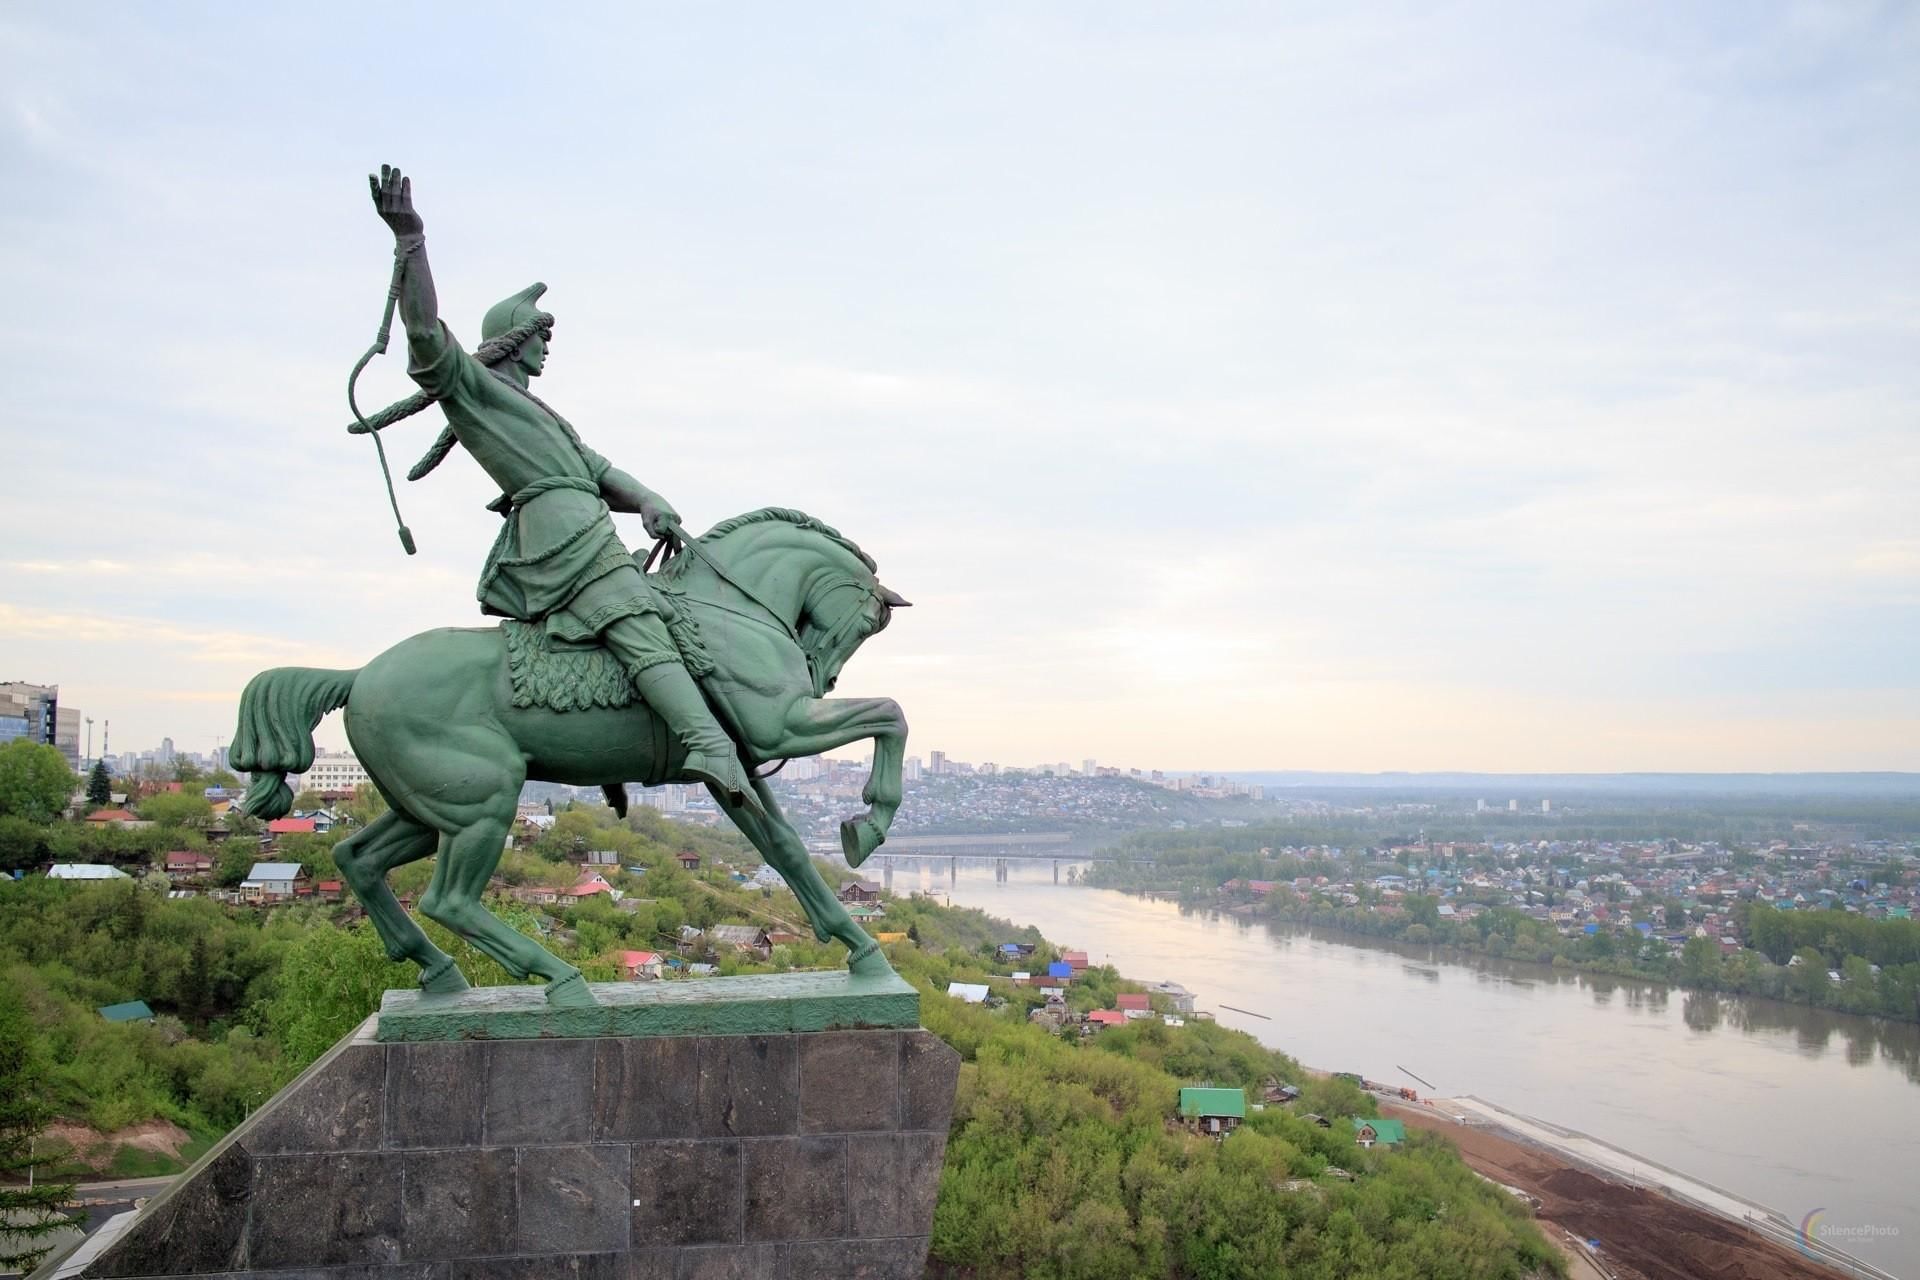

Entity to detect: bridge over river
[817,832,1158,886]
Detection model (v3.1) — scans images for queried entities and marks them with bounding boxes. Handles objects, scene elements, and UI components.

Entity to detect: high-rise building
[0,682,81,770]
[1542,798,1551,814]
[903,756,923,782]
[1508,799,1518,812]
[928,750,946,775]
[1082,758,1097,777]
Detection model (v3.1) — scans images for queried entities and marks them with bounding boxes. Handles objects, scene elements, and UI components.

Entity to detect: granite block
[900,1031,961,1132]
[672,1243,791,1280]
[247,1043,386,1156]
[742,1138,846,1243]
[797,1032,900,1135]
[630,1141,741,1247]
[787,1236,929,1280]
[592,1037,700,1142]
[112,1268,448,1280]
[400,1147,516,1261]
[846,1133,946,1239]
[385,1042,487,1150]
[694,1037,797,1138]
[449,1255,622,1280]
[246,1153,405,1269]
[516,1144,630,1255]
[85,1142,254,1277]
[485,1039,595,1146]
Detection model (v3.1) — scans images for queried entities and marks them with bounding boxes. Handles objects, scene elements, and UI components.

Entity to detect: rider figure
[369,164,762,814]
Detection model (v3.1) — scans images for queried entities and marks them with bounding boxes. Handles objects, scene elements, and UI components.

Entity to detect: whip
[346,251,418,555]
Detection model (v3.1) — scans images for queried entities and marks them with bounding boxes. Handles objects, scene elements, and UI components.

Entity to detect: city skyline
[4,6,1917,772]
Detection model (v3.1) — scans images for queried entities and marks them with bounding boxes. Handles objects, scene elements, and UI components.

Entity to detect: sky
[1,3,1916,774]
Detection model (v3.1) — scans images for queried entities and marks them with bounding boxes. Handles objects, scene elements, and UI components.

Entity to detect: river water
[920,861,1920,1276]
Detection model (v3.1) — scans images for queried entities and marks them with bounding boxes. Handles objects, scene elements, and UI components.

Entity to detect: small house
[947,982,989,1004]
[241,862,309,901]
[84,808,144,829]
[708,924,771,957]
[1046,961,1073,982]
[675,851,702,871]
[316,879,345,903]
[98,1000,154,1024]
[266,817,317,838]
[48,863,130,881]
[1084,1009,1127,1030]
[1178,1087,1246,1136]
[874,931,909,944]
[1350,1117,1406,1149]
[616,950,664,981]
[838,880,882,904]
[1116,993,1151,1017]
[164,850,214,880]
[1062,950,1089,973]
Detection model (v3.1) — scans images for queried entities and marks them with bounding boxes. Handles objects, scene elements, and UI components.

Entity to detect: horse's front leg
[750,695,906,868]
[707,779,888,976]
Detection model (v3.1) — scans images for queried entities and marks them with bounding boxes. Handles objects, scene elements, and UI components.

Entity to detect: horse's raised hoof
[848,939,892,978]
[419,955,470,996]
[840,816,883,868]
[544,971,597,1007]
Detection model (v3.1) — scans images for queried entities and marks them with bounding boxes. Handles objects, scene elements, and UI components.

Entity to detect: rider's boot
[630,662,767,820]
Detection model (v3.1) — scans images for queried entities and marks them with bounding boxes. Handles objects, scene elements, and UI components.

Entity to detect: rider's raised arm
[369,165,446,360]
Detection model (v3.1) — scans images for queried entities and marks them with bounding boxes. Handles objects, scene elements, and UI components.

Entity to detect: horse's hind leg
[334,809,467,994]
[419,811,594,1007]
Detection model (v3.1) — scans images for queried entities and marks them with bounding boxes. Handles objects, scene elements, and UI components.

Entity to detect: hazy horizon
[4,5,1916,773]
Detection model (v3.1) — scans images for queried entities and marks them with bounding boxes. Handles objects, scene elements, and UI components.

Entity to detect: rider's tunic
[407,321,672,659]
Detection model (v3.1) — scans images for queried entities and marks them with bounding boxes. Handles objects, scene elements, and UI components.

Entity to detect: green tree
[138,791,213,829]
[85,759,113,807]
[0,987,78,1271]
[216,842,256,888]
[0,815,49,873]
[0,740,75,824]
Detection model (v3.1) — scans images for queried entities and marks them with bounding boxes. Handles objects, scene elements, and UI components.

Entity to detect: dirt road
[1383,1103,1843,1280]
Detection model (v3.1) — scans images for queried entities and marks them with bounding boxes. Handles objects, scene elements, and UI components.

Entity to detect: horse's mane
[694,507,877,572]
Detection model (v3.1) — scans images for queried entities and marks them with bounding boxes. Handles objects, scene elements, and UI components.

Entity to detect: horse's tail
[230,667,359,819]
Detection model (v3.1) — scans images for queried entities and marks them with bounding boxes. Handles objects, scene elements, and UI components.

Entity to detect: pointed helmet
[481,282,553,344]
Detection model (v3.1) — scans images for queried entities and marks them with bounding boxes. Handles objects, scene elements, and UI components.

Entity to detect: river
[914,860,1920,1277]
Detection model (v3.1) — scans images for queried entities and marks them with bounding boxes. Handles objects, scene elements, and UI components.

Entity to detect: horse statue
[229,508,909,1007]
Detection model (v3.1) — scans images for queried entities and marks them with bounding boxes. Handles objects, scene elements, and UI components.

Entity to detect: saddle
[501,579,714,714]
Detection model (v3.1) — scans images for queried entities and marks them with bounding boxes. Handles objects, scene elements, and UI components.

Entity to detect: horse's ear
[878,586,912,608]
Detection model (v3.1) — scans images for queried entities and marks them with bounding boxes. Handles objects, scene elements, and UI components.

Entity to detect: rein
[653,522,801,645]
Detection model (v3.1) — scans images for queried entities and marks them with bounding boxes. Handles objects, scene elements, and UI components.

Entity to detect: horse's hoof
[544,972,597,1007]
[848,940,892,978]
[840,817,881,868]
[420,956,470,996]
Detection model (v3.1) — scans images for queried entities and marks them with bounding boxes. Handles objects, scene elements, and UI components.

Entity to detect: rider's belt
[485,474,600,516]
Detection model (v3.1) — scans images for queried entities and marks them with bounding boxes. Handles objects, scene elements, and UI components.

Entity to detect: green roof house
[98,1000,154,1023]
[1350,1116,1406,1148]
[1178,1087,1247,1136]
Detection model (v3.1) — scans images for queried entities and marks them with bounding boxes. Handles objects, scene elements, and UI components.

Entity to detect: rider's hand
[369,164,425,238]
[640,496,681,540]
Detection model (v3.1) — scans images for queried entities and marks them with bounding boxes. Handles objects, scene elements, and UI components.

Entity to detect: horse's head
[801,577,909,697]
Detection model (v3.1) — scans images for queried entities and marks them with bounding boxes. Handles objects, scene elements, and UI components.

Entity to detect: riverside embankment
[933,864,1919,1278]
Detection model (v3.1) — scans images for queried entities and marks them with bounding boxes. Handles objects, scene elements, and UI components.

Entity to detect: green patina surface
[376,971,920,1043]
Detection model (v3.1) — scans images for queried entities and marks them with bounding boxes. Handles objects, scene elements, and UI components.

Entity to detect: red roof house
[1116,993,1150,1013]
[1085,1010,1127,1028]
[1063,950,1090,973]
[616,950,663,980]
[267,818,317,836]
[85,808,138,825]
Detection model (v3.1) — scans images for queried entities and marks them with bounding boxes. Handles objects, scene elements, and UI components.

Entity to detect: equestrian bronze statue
[231,166,910,1007]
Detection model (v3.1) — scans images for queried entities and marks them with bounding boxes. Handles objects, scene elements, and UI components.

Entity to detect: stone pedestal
[39,979,959,1280]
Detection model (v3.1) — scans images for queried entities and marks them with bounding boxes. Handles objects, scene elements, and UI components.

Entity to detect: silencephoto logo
[1799,1208,1900,1258]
